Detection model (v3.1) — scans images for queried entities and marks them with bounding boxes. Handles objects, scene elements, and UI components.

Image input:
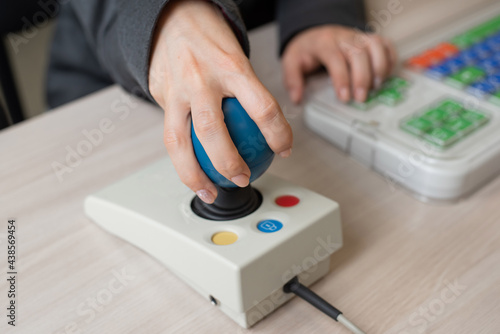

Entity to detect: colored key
[437,99,463,114]
[401,118,433,135]
[383,77,410,90]
[408,15,500,107]
[466,80,496,98]
[425,128,459,147]
[446,66,485,88]
[444,117,473,133]
[422,108,449,122]
[400,99,489,148]
[351,77,409,110]
[377,88,403,106]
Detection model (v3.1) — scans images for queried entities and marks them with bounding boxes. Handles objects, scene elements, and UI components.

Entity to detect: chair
[0,39,24,126]
[0,0,59,129]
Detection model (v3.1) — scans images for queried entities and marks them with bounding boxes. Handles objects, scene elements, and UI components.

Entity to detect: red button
[434,42,459,57]
[407,56,433,70]
[275,195,300,207]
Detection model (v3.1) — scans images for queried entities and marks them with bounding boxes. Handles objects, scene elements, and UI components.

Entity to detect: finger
[346,48,372,102]
[318,47,351,103]
[384,38,398,73]
[228,73,293,158]
[282,54,305,104]
[163,103,218,203]
[191,91,251,187]
[367,35,390,89]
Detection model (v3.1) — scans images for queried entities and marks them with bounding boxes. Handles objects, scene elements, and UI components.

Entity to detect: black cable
[283,276,342,320]
[283,276,365,334]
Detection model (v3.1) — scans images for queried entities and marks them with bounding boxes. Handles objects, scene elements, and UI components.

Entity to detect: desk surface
[2,23,500,334]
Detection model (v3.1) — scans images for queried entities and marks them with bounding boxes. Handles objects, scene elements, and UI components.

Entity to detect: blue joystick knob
[192,98,275,188]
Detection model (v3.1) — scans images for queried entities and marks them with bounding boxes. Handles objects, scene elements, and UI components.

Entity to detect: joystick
[191,98,272,220]
[84,98,343,328]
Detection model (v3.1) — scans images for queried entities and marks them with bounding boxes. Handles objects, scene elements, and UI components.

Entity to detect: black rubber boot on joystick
[191,185,262,221]
[191,98,274,221]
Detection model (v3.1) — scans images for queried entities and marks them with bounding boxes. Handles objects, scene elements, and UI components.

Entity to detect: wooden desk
[2,23,500,334]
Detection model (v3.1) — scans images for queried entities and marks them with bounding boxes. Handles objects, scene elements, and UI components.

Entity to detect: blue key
[477,58,500,74]
[426,63,454,79]
[467,80,496,98]
[443,56,466,71]
[453,52,476,66]
[473,41,493,52]
[460,48,483,63]
[485,74,500,88]
[490,32,500,41]
[471,43,492,60]
[485,35,500,51]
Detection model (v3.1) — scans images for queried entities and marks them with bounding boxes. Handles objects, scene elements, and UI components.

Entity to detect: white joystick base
[84,157,343,328]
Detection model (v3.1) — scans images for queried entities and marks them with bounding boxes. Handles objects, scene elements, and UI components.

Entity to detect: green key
[377,88,403,106]
[402,118,433,135]
[446,67,485,89]
[451,33,480,49]
[452,16,500,48]
[492,15,500,30]
[351,92,378,110]
[444,117,473,133]
[401,98,490,149]
[470,25,493,40]
[473,17,500,38]
[489,91,500,107]
[461,109,488,125]
[422,108,449,123]
[383,77,409,91]
[425,127,459,147]
[437,99,463,114]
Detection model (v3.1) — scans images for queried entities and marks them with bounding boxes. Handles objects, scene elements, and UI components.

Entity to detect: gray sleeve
[68,0,249,102]
[276,0,367,55]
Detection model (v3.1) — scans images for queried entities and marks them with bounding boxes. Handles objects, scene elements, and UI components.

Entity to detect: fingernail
[279,148,292,158]
[196,189,215,204]
[374,77,383,89]
[355,88,366,102]
[231,174,250,187]
[339,87,350,102]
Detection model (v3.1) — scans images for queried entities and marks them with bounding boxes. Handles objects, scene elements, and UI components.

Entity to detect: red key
[434,42,459,57]
[422,49,447,64]
[407,55,433,69]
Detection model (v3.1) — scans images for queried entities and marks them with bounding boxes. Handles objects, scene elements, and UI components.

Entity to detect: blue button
[444,56,466,71]
[485,35,500,51]
[460,48,482,63]
[257,220,283,233]
[454,52,475,65]
[486,74,500,88]
[477,58,500,74]
[426,64,453,79]
[471,43,492,59]
[466,81,496,98]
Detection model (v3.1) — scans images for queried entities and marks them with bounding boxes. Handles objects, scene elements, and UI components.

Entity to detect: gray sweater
[47,0,366,108]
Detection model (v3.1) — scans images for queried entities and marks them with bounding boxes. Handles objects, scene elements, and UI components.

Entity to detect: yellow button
[211,231,238,245]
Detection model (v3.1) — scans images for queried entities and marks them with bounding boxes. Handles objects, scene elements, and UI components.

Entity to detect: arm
[67,0,249,101]
[277,0,367,55]
[67,0,293,203]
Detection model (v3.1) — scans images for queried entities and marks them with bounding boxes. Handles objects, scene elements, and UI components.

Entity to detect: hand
[281,25,397,104]
[148,0,293,204]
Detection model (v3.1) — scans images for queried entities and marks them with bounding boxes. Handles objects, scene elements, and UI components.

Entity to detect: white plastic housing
[84,158,342,328]
[304,2,500,202]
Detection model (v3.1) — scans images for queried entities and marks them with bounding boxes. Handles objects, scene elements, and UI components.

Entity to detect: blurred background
[0,0,490,129]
